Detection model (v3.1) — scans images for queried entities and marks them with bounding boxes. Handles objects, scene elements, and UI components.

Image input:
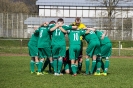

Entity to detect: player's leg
[101,43,112,76]
[84,44,92,75]
[64,62,71,74]
[78,41,83,71]
[41,58,49,74]
[69,46,76,76]
[86,41,96,74]
[101,58,104,71]
[49,57,53,73]
[48,47,53,72]
[42,47,53,74]
[89,42,100,74]
[103,57,109,74]
[37,48,44,75]
[58,45,66,75]
[30,57,35,73]
[75,45,81,73]
[28,44,38,73]
[85,55,90,75]
[52,45,59,75]
[90,55,97,74]
[71,60,77,76]
[95,56,101,74]
[35,56,39,70]
[92,40,101,75]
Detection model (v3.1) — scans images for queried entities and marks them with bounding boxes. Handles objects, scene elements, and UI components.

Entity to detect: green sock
[104,59,109,73]
[30,60,35,72]
[96,58,101,73]
[53,59,57,73]
[71,64,76,74]
[85,59,90,74]
[58,58,63,74]
[42,59,49,72]
[90,60,96,74]
[38,61,44,72]
[35,62,39,69]
[75,65,78,73]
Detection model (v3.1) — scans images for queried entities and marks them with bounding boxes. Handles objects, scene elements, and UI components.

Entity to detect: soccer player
[35,22,53,75]
[28,27,39,74]
[67,27,90,76]
[49,18,77,76]
[41,21,56,73]
[83,28,101,75]
[94,29,112,76]
[70,17,86,72]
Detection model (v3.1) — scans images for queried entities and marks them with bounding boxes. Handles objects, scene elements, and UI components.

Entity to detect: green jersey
[84,30,98,43]
[49,24,72,45]
[28,32,39,46]
[95,30,111,44]
[35,26,51,48]
[68,29,85,45]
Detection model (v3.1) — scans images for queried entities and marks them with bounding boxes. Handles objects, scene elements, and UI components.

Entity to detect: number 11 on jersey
[73,33,79,41]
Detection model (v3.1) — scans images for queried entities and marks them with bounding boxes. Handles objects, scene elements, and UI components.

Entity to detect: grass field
[0,56,133,88]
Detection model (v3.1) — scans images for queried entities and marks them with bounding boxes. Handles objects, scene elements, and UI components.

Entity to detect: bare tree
[0,0,12,13]
[102,0,120,30]
[0,0,29,13]
[11,2,29,13]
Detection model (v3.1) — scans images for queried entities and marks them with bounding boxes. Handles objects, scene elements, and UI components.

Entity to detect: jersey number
[73,33,79,41]
[55,29,61,36]
[40,30,43,38]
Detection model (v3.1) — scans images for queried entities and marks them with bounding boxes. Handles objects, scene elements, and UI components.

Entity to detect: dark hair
[49,20,56,24]
[75,17,81,22]
[57,18,64,22]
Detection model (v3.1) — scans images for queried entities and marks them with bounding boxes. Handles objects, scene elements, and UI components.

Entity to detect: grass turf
[0,56,133,88]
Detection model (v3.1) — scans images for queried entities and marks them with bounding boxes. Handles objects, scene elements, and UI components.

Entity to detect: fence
[0,39,133,56]
[0,13,133,40]
[0,13,38,38]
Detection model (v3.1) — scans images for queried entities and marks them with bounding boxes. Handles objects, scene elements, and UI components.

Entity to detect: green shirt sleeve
[63,25,72,30]
[48,24,55,31]
[80,30,86,36]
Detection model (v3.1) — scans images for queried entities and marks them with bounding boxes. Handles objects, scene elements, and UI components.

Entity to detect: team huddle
[28,17,112,76]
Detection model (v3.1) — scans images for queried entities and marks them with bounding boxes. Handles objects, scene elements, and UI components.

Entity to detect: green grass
[0,56,133,88]
[1,47,133,56]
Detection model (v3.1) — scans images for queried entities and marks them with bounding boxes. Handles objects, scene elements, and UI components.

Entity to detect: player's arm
[80,28,90,35]
[101,30,106,39]
[72,26,78,29]
[34,27,40,34]
[85,28,90,34]
[50,23,59,31]
[59,27,67,33]
[87,28,96,31]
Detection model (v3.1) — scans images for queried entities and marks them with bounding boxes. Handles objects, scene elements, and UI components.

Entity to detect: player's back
[84,30,98,43]
[68,30,84,45]
[37,26,51,47]
[28,32,39,46]
[95,30,111,44]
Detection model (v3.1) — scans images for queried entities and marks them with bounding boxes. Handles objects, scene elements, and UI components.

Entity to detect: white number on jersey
[55,29,61,36]
[73,33,79,41]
